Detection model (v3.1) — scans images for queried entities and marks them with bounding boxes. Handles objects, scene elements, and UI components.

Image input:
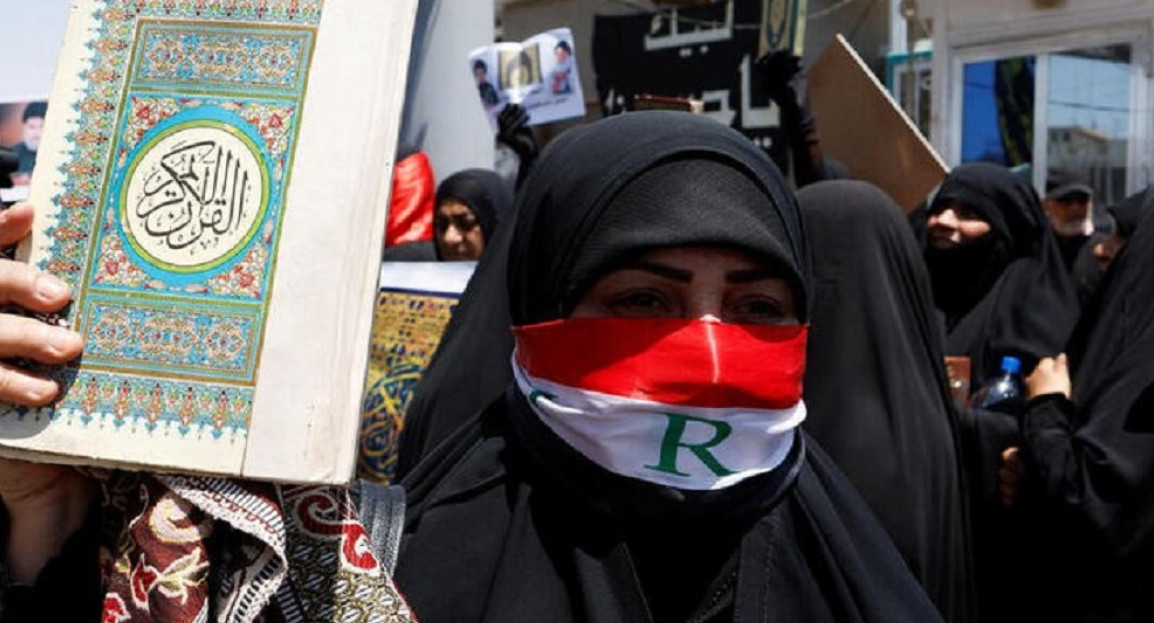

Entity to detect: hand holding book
[0,203,82,404]
[0,202,93,585]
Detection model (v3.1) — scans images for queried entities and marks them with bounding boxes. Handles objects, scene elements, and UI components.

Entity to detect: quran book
[0,0,418,484]
[358,261,475,484]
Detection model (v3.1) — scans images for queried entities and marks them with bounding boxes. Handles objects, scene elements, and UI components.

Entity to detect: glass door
[955,31,1150,199]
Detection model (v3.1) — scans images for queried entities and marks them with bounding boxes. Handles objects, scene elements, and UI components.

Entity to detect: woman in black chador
[923,162,1078,386]
[924,162,1079,622]
[394,112,944,622]
[798,181,974,623]
[1000,205,1154,622]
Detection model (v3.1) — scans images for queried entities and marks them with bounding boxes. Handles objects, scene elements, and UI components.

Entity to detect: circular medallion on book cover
[120,120,270,274]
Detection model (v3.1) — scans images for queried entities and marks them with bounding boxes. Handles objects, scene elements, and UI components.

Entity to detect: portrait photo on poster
[0,99,49,194]
[468,27,586,129]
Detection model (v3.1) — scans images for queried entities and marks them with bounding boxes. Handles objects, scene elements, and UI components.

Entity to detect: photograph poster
[469,27,586,128]
[0,100,48,203]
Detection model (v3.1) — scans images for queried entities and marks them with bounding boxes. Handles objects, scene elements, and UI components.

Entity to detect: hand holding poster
[469,28,586,128]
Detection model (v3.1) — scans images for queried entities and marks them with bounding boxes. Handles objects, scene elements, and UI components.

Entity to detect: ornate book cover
[0,0,418,484]
[358,261,474,484]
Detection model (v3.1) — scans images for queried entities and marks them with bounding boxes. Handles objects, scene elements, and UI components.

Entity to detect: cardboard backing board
[807,34,947,213]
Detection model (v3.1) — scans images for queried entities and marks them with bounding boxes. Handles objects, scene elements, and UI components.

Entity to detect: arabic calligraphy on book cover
[2,1,324,472]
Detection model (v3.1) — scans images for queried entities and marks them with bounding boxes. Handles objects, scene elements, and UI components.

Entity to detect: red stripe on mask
[513,317,807,410]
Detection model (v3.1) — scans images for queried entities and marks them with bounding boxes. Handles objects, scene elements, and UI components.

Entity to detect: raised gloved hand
[496,104,538,163]
[496,103,538,189]
[756,50,804,99]
[755,50,815,137]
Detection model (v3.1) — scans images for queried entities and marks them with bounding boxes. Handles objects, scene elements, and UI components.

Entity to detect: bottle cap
[1001,356,1021,374]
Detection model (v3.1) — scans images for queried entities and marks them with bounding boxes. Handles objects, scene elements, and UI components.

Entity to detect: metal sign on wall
[592,0,807,170]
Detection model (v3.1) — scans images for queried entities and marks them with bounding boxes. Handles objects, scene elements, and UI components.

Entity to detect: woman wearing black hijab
[998,205,1154,622]
[395,112,943,622]
[798,181,974,623]
[1089,185,1153,276]
[382,168,513,261]
[924,162,1078,387]
[925,163,1078,622]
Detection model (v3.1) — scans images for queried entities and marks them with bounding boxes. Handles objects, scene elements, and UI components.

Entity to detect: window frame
[936,21,1152,196]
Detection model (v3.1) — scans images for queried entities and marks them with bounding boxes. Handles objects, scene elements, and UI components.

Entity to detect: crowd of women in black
[388,113,1154,622]
[0,68,1153,623]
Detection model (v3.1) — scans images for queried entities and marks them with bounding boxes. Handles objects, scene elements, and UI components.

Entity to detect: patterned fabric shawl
[95,472,411,623]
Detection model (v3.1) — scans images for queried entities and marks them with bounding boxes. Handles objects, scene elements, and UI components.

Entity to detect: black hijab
[925,162,1078,385]
[395,112,943,623]
[1106,185,1154,238]
[396,118,809,475]
[1068,186,1154,307]
[1016,204,1154,621]
[798,181,974,623]
[435,168,513,243]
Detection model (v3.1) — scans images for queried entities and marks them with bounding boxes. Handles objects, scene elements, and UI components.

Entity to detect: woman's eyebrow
[726,268,777,284]
[627,260,692,282]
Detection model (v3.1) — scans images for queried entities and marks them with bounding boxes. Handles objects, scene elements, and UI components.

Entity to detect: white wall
[923,0,1150,33]
[399,0,496,180]
[0,0,71,101]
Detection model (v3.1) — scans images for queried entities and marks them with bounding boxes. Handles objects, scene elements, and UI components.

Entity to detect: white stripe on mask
[512,354,806,491]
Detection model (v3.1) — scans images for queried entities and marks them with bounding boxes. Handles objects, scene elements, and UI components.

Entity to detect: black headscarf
[798,181,974,623]
[435,168,513,244]
[395,112,943,623]
[1106,185,1153,238]
[393,172,514,468]
[1067,187,1154,308]
[925,162,1078,385]
[1015,204,1154,621]
[397,116,810,475]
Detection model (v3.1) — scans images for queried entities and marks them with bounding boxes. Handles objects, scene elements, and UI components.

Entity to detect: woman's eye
[727,297,785,324]
[606,290,673,316]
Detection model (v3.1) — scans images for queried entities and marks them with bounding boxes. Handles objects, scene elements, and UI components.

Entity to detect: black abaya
[1016,202,1154,622]
[925,164,1078,623]
[798,181,974,623]
[398,395,944,623]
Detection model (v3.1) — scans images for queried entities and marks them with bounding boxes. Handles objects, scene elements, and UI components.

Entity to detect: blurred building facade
[921,0,1153,204]
[498,0,1153,205]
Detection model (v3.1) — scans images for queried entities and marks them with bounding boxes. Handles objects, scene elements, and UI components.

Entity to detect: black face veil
[924,162,1078,385]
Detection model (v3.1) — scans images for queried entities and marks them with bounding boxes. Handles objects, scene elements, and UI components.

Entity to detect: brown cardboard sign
[807,34,948,213]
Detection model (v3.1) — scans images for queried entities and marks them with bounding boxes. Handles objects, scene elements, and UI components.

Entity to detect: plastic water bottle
[971,356,1026,415]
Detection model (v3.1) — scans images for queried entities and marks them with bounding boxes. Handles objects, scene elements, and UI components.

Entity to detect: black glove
[756,50,803,99]
[496,104,538,162]
[755,50,815,137]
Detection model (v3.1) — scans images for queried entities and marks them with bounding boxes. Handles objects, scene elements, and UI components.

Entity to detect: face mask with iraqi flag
[511,316,808,491]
